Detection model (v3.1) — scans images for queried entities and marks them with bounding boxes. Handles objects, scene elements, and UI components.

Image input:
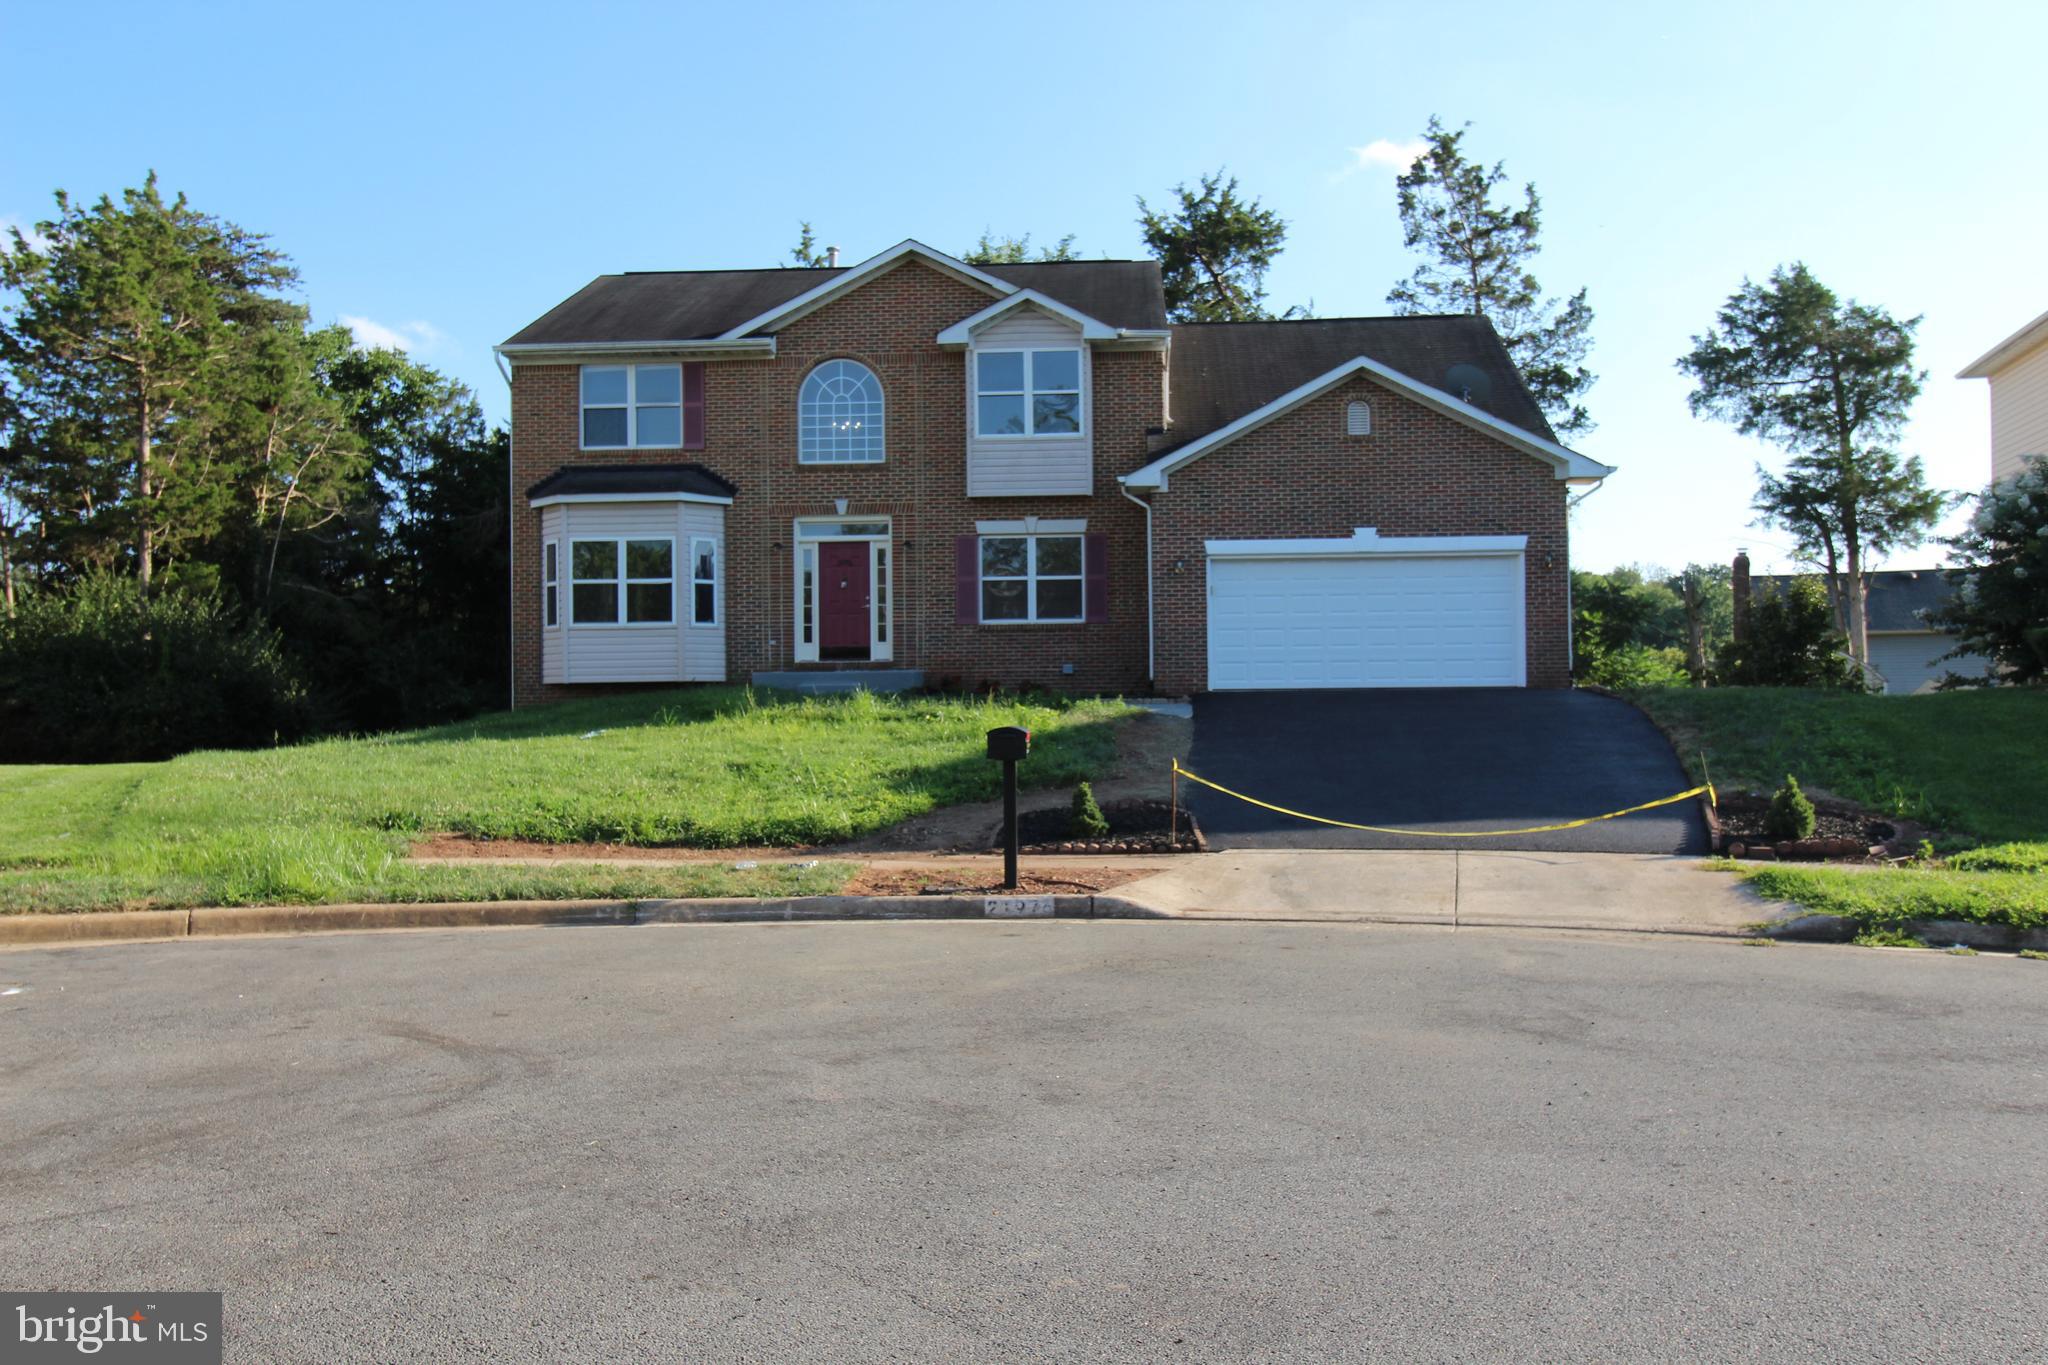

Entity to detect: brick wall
[1148,373,1574,694]
[510,260,1164,706]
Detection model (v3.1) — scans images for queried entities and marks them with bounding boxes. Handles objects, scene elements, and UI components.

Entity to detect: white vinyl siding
[537,501,726,684]
[965,308,1092,497]
[1988,336,2048,486]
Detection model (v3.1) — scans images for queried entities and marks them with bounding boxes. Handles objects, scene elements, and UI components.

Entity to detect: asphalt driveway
[1184,689,1711,853]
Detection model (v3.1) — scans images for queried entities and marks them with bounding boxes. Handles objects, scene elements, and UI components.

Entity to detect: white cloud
[1342,138,1429,176]
[340,315,444,353]
[1,214,51,253]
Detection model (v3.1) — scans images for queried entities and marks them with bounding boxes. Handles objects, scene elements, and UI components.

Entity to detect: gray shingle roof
[525,464,736,502]
[1752,569,1957,632]
[503,259,1167,346]
[1162,316,1556,450]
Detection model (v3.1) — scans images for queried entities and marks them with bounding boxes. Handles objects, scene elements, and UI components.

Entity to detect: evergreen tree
[963,232,1079,265]
[787,222,833,268]
[1138,172,1289,322]
[0,174,305,591]
[1388,117,1597,435]
[1678,264,1953,668]
[1929,455,2048,685]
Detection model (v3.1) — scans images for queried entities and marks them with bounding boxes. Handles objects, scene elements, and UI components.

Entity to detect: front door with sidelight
[819,540,872,659]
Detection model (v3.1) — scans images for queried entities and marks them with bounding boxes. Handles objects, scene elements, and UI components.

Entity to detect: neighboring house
[1959,306,2048,486]
[1732,552,1989,694]
[496,239,1613,706]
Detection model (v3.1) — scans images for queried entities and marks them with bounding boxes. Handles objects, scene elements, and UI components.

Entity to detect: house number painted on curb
[984,896,1054,918]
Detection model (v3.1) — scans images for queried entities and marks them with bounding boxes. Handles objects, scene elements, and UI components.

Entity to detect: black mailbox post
[986,726,1032,889]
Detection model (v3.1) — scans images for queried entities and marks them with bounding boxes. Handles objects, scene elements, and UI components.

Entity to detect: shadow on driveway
[1184,689,1711,854]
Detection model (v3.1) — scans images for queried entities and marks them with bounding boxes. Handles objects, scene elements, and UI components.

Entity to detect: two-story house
[497,239,1613,706]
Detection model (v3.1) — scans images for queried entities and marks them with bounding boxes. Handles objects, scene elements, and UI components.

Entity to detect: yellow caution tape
[1172,759,1715,839]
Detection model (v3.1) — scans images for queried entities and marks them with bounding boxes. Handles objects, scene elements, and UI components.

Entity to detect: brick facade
[1147,373,1573,695]
[510,262,1574,706]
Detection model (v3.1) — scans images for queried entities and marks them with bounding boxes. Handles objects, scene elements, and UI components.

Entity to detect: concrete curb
[0,893,1170,949]
[1757,913,2048,950]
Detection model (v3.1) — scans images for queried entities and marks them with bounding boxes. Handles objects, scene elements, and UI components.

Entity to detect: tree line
[0,176,507,758]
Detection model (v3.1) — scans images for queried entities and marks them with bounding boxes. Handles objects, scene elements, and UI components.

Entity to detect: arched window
[1346,400,1372,437]
[799,359,885,464]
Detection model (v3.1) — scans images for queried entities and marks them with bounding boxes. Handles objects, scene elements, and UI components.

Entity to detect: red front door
[819,541,871,658]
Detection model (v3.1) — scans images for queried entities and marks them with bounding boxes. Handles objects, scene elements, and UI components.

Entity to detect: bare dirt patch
[844,865,1151,896]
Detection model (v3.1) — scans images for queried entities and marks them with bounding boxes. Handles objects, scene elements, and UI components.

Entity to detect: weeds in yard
[2019,950,2048,962]
[1852,928,1924,949]
[0,686,1130,913]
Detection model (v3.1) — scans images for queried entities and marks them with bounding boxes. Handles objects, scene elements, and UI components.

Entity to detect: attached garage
[1205,530,1526,690]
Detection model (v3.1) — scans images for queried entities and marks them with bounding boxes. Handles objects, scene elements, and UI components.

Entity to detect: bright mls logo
[5,1294,221,1363]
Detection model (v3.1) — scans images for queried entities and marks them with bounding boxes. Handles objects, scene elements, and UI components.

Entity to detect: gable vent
[1346,400,1372,437]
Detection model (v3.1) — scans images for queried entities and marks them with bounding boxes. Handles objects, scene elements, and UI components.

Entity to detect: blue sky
[6,0,2044,574]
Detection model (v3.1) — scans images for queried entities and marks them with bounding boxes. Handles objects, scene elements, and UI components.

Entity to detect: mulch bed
[1004,798,1204,855]
[1713,793,1905,862]
[845,866,1152,896]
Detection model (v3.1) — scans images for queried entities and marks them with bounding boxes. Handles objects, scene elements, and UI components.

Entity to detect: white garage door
[1207,553,1525,689]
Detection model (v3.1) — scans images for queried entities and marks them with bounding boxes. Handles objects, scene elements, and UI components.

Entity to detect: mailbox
[986,726,1032,762]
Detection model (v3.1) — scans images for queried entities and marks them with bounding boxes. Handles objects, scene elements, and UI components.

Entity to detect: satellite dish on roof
[1444,363,1492,406]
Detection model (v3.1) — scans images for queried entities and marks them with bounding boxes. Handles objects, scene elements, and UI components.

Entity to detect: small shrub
[1763,774,1817,841]
[1584,644,1691,692]
[1070,781,1110,838]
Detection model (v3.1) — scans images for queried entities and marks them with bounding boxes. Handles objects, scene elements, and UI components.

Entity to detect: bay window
[570,538,674,624]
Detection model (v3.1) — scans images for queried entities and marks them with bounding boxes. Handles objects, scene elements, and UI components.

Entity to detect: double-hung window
[980,534,1083,623]
[689,537,719,626]
[975,349,1082,436]
[542,541,560,627]
[570,538,674,624]
[581,364,682,449]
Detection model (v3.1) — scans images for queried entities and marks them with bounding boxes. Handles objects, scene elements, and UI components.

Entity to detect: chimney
[826,245,841,268]
[1731,548,1751,641]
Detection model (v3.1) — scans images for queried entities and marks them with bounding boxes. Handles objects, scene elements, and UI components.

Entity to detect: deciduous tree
[1930,455,2048,685]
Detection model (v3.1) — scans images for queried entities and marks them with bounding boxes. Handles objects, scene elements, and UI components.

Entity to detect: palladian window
[798,359,885,464]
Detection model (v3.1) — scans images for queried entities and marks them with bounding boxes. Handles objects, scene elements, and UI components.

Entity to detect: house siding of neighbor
[1959,307,2048,487]
[499,240,1615,706]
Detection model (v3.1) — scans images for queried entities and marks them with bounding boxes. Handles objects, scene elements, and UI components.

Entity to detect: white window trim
[579,364,684,452]
[797,359,886,466]
[974,348,1086,439]
[978,533,1085,625]
[542,540,560,629]
[689,536,720,627]
[568,536,677,628]
[790,516,893,663]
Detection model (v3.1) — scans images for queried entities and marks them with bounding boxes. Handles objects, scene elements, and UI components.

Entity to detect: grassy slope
[1635,687,2048,934]
[1636,687,2048,843]
[0,687,1129,913]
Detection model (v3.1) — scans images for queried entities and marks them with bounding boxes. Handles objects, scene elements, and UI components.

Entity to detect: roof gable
[1122,352,1613,490]
[935,290,1119,345]
[1958,306,2048,379]
[717,239,1016,338]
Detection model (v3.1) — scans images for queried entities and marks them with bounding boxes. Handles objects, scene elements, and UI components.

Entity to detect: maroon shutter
[955,535,980,625]
[682,361,706,449]
[1084,534,1109,623]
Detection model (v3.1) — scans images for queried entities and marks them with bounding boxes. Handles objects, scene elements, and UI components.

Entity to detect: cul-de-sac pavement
[4,920,2043,1361]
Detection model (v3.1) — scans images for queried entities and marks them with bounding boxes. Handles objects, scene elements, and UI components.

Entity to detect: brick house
[498,240,1613,705]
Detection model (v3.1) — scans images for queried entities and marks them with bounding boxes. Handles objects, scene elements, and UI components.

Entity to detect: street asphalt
[1185,689,1713,854]
[3,922,2043,1362]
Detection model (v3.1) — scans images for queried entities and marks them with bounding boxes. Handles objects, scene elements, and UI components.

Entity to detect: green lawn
[1634,687,2048,937]
[1635,687,2048,843]
[0,687,1130,914]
